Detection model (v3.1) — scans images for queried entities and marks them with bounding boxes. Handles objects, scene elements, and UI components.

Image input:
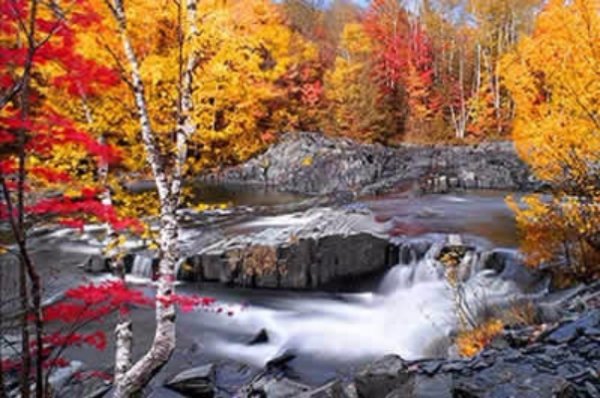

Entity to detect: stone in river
[164,364,216,398]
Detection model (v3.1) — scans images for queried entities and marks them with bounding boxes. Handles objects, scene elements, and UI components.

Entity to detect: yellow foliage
[501,0,600,278]
[456,319,504,357]
[42,0,319,207]
[301,155,314,167]
[193,202,230,212]
[323,23,394,143]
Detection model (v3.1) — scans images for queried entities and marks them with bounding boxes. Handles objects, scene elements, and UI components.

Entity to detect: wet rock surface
[203,132,538,195]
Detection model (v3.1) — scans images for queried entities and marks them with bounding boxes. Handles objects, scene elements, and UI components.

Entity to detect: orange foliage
[456,319,504,357]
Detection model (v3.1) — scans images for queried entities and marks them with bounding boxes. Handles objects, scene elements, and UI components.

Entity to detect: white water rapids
[177,237,545,371]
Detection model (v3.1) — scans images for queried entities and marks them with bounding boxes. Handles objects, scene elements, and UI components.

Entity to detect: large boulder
[202,132,537,195]
[182,207,397,289]
[81,255,109,273]
[204,132,390,195]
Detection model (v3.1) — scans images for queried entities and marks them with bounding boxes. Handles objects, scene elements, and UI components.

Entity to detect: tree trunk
[172,0,199,204]
[455,45,467,140]
[114,318,133,386]
[23,255,43,398]
[112,209,178,397]
[108,0,192,394]
[16,2,44,396]
[18,256,30,398]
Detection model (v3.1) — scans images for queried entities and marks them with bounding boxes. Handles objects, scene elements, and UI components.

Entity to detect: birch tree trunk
[172,0,200,204]
[105,0,199,395]
[109,1,174,395]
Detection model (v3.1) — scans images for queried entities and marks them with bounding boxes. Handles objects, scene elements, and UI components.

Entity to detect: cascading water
[130,254,154,280]
[197,236,547,371]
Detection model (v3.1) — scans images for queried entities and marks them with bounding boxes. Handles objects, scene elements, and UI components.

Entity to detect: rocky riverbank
[202,132,539,196]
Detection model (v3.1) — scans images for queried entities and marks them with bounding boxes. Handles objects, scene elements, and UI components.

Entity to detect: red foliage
[300,80,323,107]
[1,281,160,375]
[406,23,442,121]
[409,25,435,89]
[0,159,16,174]
[0,129,14,144]
[158,294,216,313]
[29,166,72,183]
[43,331,107,351]
[0,0,129,234]
[0,191,143,232]
[363,0,411,92]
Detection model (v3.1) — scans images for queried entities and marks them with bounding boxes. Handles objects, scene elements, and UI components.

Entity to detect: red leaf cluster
[44,281,153,324]
[43,330,107,351]
[158,294,216,313]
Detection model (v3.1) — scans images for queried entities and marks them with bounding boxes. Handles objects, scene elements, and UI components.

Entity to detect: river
[1,187,543,397]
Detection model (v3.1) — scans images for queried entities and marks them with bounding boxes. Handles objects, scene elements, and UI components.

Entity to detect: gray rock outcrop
[203,132,538,195]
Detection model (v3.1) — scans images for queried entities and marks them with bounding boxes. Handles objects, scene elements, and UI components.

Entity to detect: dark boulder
[81,255,109,273]
[384,374,453,398]
[353,307,600,398]
[266,350,297,370]
[354,355,410,398]
[248,329,270,345]
[164,364,216,398]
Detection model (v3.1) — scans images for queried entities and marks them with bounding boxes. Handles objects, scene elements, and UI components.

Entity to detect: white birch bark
[107,0,180,396]
[171,0,200,204]
[105,0,200,395]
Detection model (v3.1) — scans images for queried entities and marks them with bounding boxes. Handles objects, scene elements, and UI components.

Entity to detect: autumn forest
[0,0,599,397]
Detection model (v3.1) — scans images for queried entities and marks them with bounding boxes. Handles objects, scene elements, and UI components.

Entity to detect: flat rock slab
[181,207,398,289]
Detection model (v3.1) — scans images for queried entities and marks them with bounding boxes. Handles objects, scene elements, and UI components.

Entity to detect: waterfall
[130,254,155,279]
[128,254,191,282]
[205,234,548,368]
